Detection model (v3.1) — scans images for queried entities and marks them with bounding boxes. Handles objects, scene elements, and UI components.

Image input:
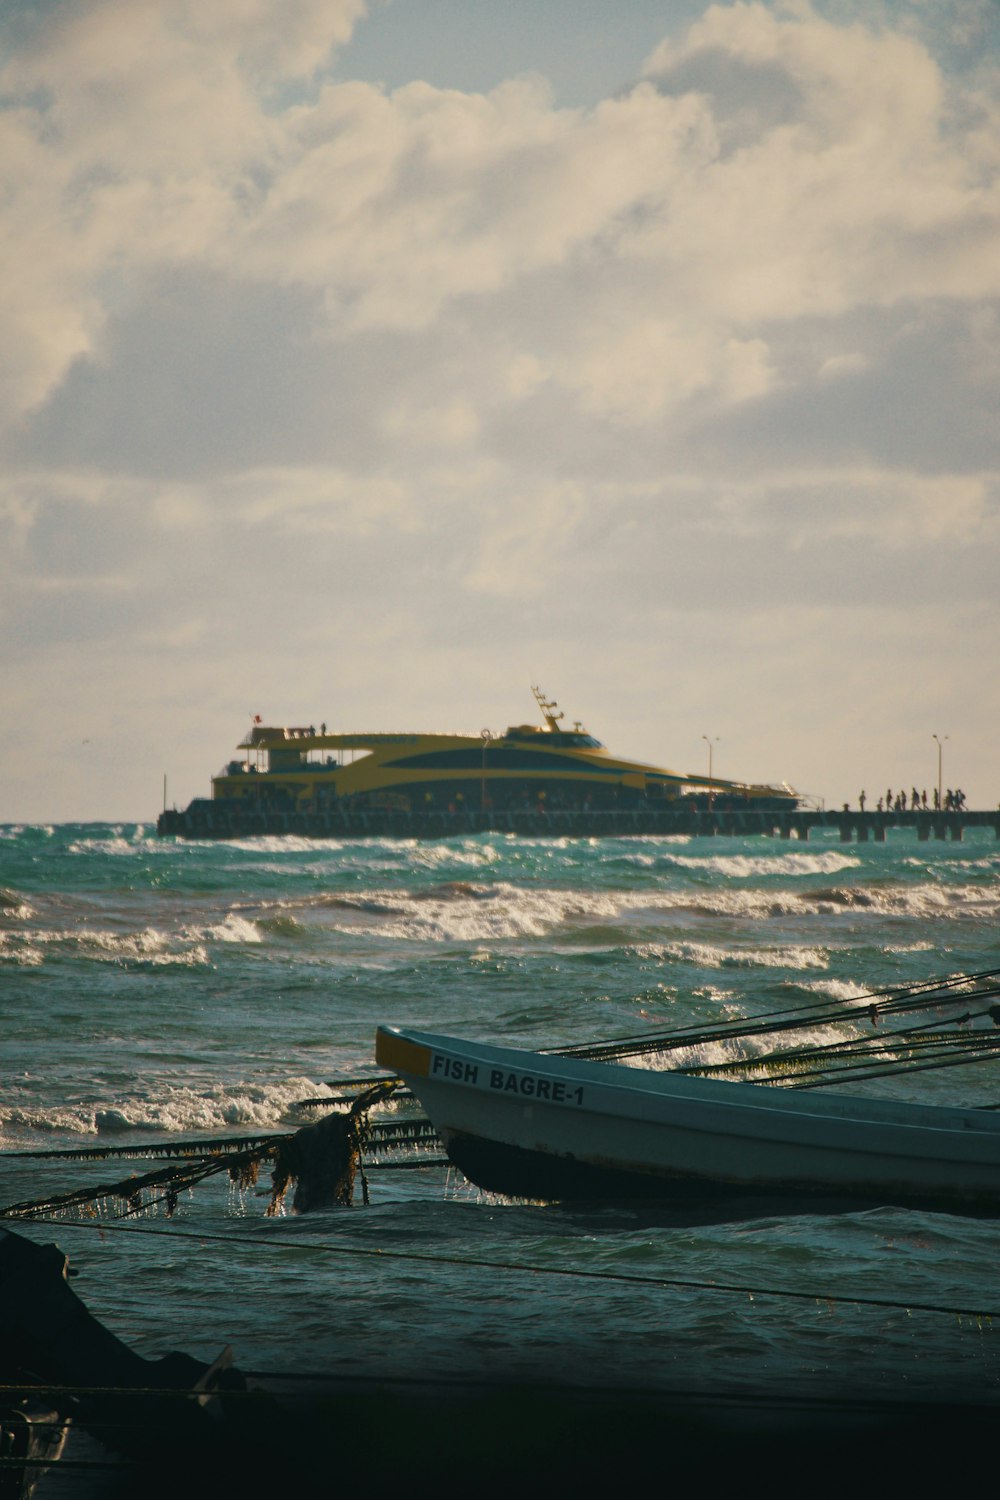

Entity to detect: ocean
[3,822,1000,1490]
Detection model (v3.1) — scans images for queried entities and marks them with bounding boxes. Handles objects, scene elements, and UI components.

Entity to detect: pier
[157,802,1000,842]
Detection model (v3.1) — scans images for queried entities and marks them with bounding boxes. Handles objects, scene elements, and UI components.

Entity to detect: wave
[0,887,33,921]
[624,940,831,971]
[795,977,875,1001]
[254,872,1000,946]
[904,854,1000,871]
[632,880,1000,922]
[318,882,624,943]
[306,881,501,915]
[255,912,309,939]
[5,875,997,969]
[224,835,501,871]
[0,937,44,966]
[184,912,263,945]
[412,842,504,869]
[666,851,862,878]
[0,920,237,969]
[0,1076,334,1144]
[800,886,883,908]
[0,924,171,960]
[66,831,158,856]
[797,882,1000,919]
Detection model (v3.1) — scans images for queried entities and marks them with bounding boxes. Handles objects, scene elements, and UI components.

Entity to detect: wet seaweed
[0,1082,414,1221]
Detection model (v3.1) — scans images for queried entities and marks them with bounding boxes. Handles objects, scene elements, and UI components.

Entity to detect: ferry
[157,687,798,839]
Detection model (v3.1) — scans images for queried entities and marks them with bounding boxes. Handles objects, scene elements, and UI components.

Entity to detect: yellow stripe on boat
[375,1027,432,1078]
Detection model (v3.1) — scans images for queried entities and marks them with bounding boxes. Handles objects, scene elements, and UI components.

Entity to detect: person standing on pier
[859,791,866,811]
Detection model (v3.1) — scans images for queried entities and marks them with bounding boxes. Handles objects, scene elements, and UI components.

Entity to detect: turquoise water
[3,823,1000,1459]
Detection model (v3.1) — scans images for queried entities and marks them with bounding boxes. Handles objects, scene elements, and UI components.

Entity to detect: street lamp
[480,728,492,813]
[702,735,719,780]
[932,733,948,809]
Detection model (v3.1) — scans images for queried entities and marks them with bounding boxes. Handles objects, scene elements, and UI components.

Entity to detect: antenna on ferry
[531,685,564,733]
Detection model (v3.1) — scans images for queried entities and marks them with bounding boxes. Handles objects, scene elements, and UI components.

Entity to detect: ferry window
[550,733,602,748]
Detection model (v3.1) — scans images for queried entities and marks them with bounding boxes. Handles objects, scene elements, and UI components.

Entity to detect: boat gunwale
[375,1025,1000,1141]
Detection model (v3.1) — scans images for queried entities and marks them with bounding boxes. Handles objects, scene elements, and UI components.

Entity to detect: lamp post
[932,733,948,809]
[702,735,719,780]
[480,728,492,814]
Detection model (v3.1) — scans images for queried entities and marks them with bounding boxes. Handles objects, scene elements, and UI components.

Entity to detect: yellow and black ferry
[158,688,799,839]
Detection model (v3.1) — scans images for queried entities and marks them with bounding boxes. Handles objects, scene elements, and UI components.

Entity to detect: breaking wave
[0,911,263,968]
[0,1076,333,1144]
[317,882,624,943]
[666,851,862,878]
[642,940,831,971]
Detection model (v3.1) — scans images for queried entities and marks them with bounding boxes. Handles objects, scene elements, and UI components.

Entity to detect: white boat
[374,1025,1000,1214]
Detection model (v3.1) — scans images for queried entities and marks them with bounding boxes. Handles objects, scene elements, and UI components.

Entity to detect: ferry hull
[158,802,805,840]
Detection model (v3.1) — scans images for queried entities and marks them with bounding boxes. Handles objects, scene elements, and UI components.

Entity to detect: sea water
[3,824,1000,1470]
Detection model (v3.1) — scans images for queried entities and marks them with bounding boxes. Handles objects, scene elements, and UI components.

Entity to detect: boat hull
[374,1026,1000,1214]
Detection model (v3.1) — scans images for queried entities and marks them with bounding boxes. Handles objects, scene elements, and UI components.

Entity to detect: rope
[3,1375,994,1422]
[0,1116,440,1165]
[552,968,1000,1066]
[4,1213,997,1324]
[4,965,999,1222]
[0,1083,432,1221]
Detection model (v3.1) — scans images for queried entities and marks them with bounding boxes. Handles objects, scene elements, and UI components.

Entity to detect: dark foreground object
[197,1378,1000,1498]
[1,1227,994,1496]
[0,1228,287,1498]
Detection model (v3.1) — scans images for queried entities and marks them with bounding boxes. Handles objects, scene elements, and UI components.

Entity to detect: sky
[1,0,998,822]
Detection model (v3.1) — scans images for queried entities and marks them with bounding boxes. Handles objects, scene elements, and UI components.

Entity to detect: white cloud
[634,1,1000,325]
[1,1,998,818]
[384,397,481,448]
[462,480,587,597]
[3,0,998,429]
[0,0,366,417]
[818,351,868,380]
[222,466,417,534]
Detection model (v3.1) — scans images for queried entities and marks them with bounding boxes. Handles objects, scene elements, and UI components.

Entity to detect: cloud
[3,0,998,433]
[1,0,998,817]
[632,1,1000,326]
[0,0,366,419]
[462,479,587,597]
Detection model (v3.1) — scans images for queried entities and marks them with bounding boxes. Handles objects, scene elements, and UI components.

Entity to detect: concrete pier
[158,802,1000,843]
